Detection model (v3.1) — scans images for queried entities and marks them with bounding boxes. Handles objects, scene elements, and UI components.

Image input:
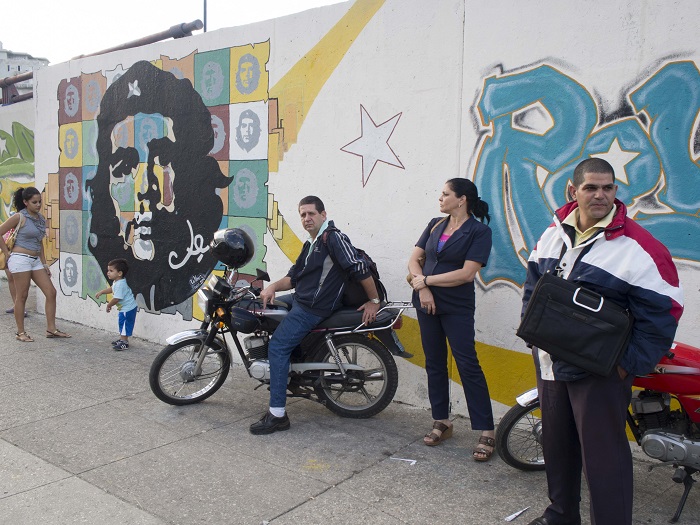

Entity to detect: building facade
[0,41,49,95]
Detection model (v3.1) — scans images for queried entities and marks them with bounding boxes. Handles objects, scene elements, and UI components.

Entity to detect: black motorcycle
[149,228,409,418]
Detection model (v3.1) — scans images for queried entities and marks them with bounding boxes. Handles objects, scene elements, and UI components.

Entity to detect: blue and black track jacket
[287,220,372,317]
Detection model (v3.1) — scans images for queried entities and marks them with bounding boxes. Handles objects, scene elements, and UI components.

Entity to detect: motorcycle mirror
[256,269,271,282]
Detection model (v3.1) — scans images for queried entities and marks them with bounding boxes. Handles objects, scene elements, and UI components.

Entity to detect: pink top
[437,233,450,252]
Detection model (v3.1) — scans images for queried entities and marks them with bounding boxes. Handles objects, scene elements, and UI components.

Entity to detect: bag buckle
[572,288,604,312]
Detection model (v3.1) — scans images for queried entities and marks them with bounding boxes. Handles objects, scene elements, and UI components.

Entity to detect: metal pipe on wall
[1,20,203,105]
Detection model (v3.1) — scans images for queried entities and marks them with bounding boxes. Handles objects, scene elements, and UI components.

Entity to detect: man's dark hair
[108,258,129,277]
[298,195,325,213]
[573,158,615,186]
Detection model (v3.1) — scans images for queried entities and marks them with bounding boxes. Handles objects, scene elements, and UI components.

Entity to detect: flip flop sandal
[46,329,71,338]
[424,421,453,446]
[473,435,496,462]
[16,331,34,342]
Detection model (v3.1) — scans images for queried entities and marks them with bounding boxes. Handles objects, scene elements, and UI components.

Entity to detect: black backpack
[321,227,387,307]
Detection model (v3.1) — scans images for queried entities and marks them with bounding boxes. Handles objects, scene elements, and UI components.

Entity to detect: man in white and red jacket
[524,158,683,525]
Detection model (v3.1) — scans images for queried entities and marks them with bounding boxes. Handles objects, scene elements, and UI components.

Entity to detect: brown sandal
[424,421,453,446]
[46,329,71,338]
[16,331,34,342]
[473,435,495,462]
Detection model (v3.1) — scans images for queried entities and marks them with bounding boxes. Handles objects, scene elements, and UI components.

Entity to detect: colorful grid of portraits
[54,43,271,316]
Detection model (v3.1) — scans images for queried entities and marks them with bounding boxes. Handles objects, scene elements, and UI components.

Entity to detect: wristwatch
[369,298,380,304]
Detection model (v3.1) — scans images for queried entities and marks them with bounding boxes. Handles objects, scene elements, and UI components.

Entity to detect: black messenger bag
[517,271,633,376]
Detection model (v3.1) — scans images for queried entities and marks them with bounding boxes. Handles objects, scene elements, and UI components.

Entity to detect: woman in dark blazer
[407,178,495,461]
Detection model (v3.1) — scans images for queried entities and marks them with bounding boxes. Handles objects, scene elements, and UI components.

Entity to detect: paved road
[0,284,698,524]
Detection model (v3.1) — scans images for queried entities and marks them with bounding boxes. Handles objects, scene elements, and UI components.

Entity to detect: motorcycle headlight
[207,274,233,297]
[197,289,211,315]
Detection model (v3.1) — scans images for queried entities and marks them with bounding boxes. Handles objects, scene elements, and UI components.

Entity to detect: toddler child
[96,258,137,350]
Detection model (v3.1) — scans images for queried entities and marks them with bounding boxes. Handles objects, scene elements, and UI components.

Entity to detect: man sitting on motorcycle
[250,195,381,434]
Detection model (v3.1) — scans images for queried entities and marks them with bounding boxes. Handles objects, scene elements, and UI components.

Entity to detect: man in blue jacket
[524,158,683,525]
[250,195,382,434]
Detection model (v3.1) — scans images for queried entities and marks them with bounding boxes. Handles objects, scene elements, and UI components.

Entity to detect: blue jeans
[268,297,325,408]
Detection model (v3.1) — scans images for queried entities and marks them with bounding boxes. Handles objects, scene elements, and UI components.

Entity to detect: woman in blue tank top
[0,187,71,342]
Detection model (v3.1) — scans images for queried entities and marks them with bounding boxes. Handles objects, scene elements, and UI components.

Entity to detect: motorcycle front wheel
[313,334,398,419]
[149,338,231,405]
[495,400,546,471]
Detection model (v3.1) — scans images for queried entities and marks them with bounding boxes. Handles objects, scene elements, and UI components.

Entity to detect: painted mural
[52,45,272,314]
[473,61,700,285]
[0,119,34,220]
[50,0,384,319]
[25,0,700,411]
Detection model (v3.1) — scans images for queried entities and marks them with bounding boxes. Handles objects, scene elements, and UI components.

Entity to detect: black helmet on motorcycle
[210,228,254,268]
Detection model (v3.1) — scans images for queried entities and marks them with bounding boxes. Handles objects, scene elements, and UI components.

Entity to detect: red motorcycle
[495,341,700,523]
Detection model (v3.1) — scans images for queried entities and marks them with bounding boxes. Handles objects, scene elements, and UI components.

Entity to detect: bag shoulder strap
[555,240,595,279]
[320,226,345,276]
[320,225,340,244]
[430,216,448,235]
[6,213,24,241]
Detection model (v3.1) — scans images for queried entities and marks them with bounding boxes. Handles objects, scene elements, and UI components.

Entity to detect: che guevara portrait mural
[54,44,271,315]
[88,60,230,310]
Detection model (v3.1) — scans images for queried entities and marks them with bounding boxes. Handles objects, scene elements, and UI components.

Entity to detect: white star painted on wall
[128,80,141,98]
[341,105,404,187]
[590,138,639,184]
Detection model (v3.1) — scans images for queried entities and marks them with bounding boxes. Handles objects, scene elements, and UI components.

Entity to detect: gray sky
[1,0,342,65]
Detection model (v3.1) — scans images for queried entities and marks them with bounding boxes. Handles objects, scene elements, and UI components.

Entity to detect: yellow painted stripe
[276,214,304,260]
[397,316,537,406]
[269,0,385,148]
[266,1,386,256]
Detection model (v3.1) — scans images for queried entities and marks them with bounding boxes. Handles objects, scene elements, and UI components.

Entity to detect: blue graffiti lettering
[473,61,700,285]
[474,65,597,283]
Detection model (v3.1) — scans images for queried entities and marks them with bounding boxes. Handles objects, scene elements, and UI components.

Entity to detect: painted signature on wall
[169,219,209,269]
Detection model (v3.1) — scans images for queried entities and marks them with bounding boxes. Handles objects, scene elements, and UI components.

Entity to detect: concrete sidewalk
[0,286,698,525]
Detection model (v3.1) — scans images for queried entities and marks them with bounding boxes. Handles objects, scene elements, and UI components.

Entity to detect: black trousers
[417,309,494,429]
[537,371,635,525]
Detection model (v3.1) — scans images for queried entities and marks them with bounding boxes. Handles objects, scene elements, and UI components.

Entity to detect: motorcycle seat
[315,307,399,330]
[239,298,291,311]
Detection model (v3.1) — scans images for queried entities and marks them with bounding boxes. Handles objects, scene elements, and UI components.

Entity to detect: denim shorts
[7,253,44,273]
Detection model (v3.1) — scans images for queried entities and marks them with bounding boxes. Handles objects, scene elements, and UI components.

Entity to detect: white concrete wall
[23,0,700,415]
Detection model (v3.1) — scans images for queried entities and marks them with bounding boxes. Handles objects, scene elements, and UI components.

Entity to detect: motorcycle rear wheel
[495,400,546,471]
[149,338,231,405]
[313,334,398,418]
